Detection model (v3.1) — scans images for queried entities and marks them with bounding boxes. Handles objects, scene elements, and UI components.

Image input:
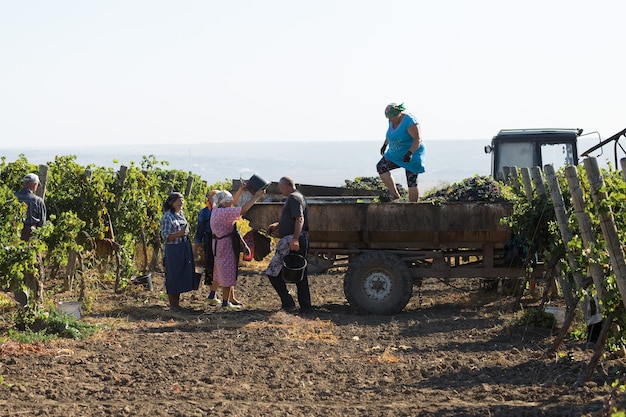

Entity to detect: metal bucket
[57,301,82,319]
[282,253,307,283]
[247,174,270,194]
[132,273,153,291]
[544,306,566,328]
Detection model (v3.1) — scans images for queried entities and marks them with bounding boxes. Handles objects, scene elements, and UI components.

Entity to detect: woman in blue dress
[377,102,425,202]
[160,192,195,311]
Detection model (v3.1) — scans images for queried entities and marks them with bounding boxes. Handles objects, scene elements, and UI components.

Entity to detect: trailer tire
[344,251,413,315]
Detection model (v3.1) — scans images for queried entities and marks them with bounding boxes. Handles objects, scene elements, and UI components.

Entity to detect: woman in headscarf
[160,192,195,311]
[210,183,266,310]
[192,190,222,306]
[377,102,425,202]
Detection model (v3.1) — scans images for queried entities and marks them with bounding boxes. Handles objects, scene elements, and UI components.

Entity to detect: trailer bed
[244,201,512,250]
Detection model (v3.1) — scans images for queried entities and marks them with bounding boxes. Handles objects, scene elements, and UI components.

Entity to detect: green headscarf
[384,102,406,119]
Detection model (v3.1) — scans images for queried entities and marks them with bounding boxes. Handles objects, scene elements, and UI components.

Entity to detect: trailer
[244,201,533,314]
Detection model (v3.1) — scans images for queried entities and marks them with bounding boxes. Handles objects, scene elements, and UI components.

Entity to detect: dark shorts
[376,157,419,187]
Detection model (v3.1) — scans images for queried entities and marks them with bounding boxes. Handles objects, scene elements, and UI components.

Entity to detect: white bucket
[57,301,82,319]
[544,306,566,328]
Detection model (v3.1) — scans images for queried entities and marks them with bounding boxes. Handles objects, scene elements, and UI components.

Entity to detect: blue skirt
[163,240,195,295]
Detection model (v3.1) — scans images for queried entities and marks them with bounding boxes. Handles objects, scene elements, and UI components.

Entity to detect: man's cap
[23,173,40,183]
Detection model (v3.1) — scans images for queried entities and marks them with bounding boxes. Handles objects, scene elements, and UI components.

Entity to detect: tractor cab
[484,128,582,181]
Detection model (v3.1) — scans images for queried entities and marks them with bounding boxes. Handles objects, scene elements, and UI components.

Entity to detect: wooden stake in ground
[584,157,626,311]
[542,164,582,356]
[564,165,606,301]
[520,167,533,201]
[544,165,583,292]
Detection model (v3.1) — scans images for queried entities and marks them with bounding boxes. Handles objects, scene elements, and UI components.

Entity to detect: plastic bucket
[282,253,307,283]
[544,306,566,328]
[133,273,153,291]
[57,301,82,319]
[247,174,270,194]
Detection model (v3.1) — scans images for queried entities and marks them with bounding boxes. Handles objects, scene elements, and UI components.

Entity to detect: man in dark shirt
[265,176,312,314]
[14,173,47,307]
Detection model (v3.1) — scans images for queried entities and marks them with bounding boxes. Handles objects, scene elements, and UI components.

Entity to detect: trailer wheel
[344,251,413,314]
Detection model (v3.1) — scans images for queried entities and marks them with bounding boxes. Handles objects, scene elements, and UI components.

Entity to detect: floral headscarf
[385,102,406,119]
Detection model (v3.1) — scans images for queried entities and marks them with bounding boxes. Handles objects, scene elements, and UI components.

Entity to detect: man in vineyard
[265,176,313,314]
[14,173,47,307]
[16,173,46,240]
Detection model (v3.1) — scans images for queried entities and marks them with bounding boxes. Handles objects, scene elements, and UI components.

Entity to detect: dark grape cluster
[342,176,407,202]
[424,175,507,203]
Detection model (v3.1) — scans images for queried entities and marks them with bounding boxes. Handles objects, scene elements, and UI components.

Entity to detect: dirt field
[0,261,624,417]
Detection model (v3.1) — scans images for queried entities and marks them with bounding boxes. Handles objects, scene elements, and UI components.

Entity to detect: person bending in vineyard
[265,176,313,314]
[377,102,425,202]
[193,190,221,306]
[210,185,265,310]
[160,192,195,311]
[14,173,47,308]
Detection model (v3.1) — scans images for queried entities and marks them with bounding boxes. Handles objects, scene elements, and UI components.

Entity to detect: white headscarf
[212,190,233,208]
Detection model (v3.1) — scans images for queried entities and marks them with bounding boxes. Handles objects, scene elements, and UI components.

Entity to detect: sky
[1,0,625,149]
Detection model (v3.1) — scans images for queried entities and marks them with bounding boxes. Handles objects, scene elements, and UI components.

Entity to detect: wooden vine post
[65,169,93,296]
[520,167,533,201]
[167,173,176,193]
[578,157,626,382]
[544,164,581,302]
[115,165,128,210]
[544,164,583,291]
[503,166,522,189]
[184,175,194,197]
[103,166,125,292]
[135,168,151,272]
[36,164,48,199]
[564,164,607,364]
[517,166,539,296]
[564,165,606,301]
[509,166,521,190]
[502,166,512,186]
[542,164,582,355]
[583,157,626,310]
[530,165,568,301]
[530,166,547,197]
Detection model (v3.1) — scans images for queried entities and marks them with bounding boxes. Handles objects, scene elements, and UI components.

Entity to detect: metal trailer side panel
[244,202,513,250]
[364,203,511,250]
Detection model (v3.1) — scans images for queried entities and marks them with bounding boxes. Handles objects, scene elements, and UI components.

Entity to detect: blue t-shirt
[193,207,212,245]
[384,113,425,174]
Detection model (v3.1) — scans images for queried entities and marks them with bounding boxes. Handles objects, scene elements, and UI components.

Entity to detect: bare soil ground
[0,261,624,417]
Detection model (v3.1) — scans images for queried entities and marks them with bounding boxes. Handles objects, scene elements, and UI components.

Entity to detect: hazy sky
[1,0,625,149]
